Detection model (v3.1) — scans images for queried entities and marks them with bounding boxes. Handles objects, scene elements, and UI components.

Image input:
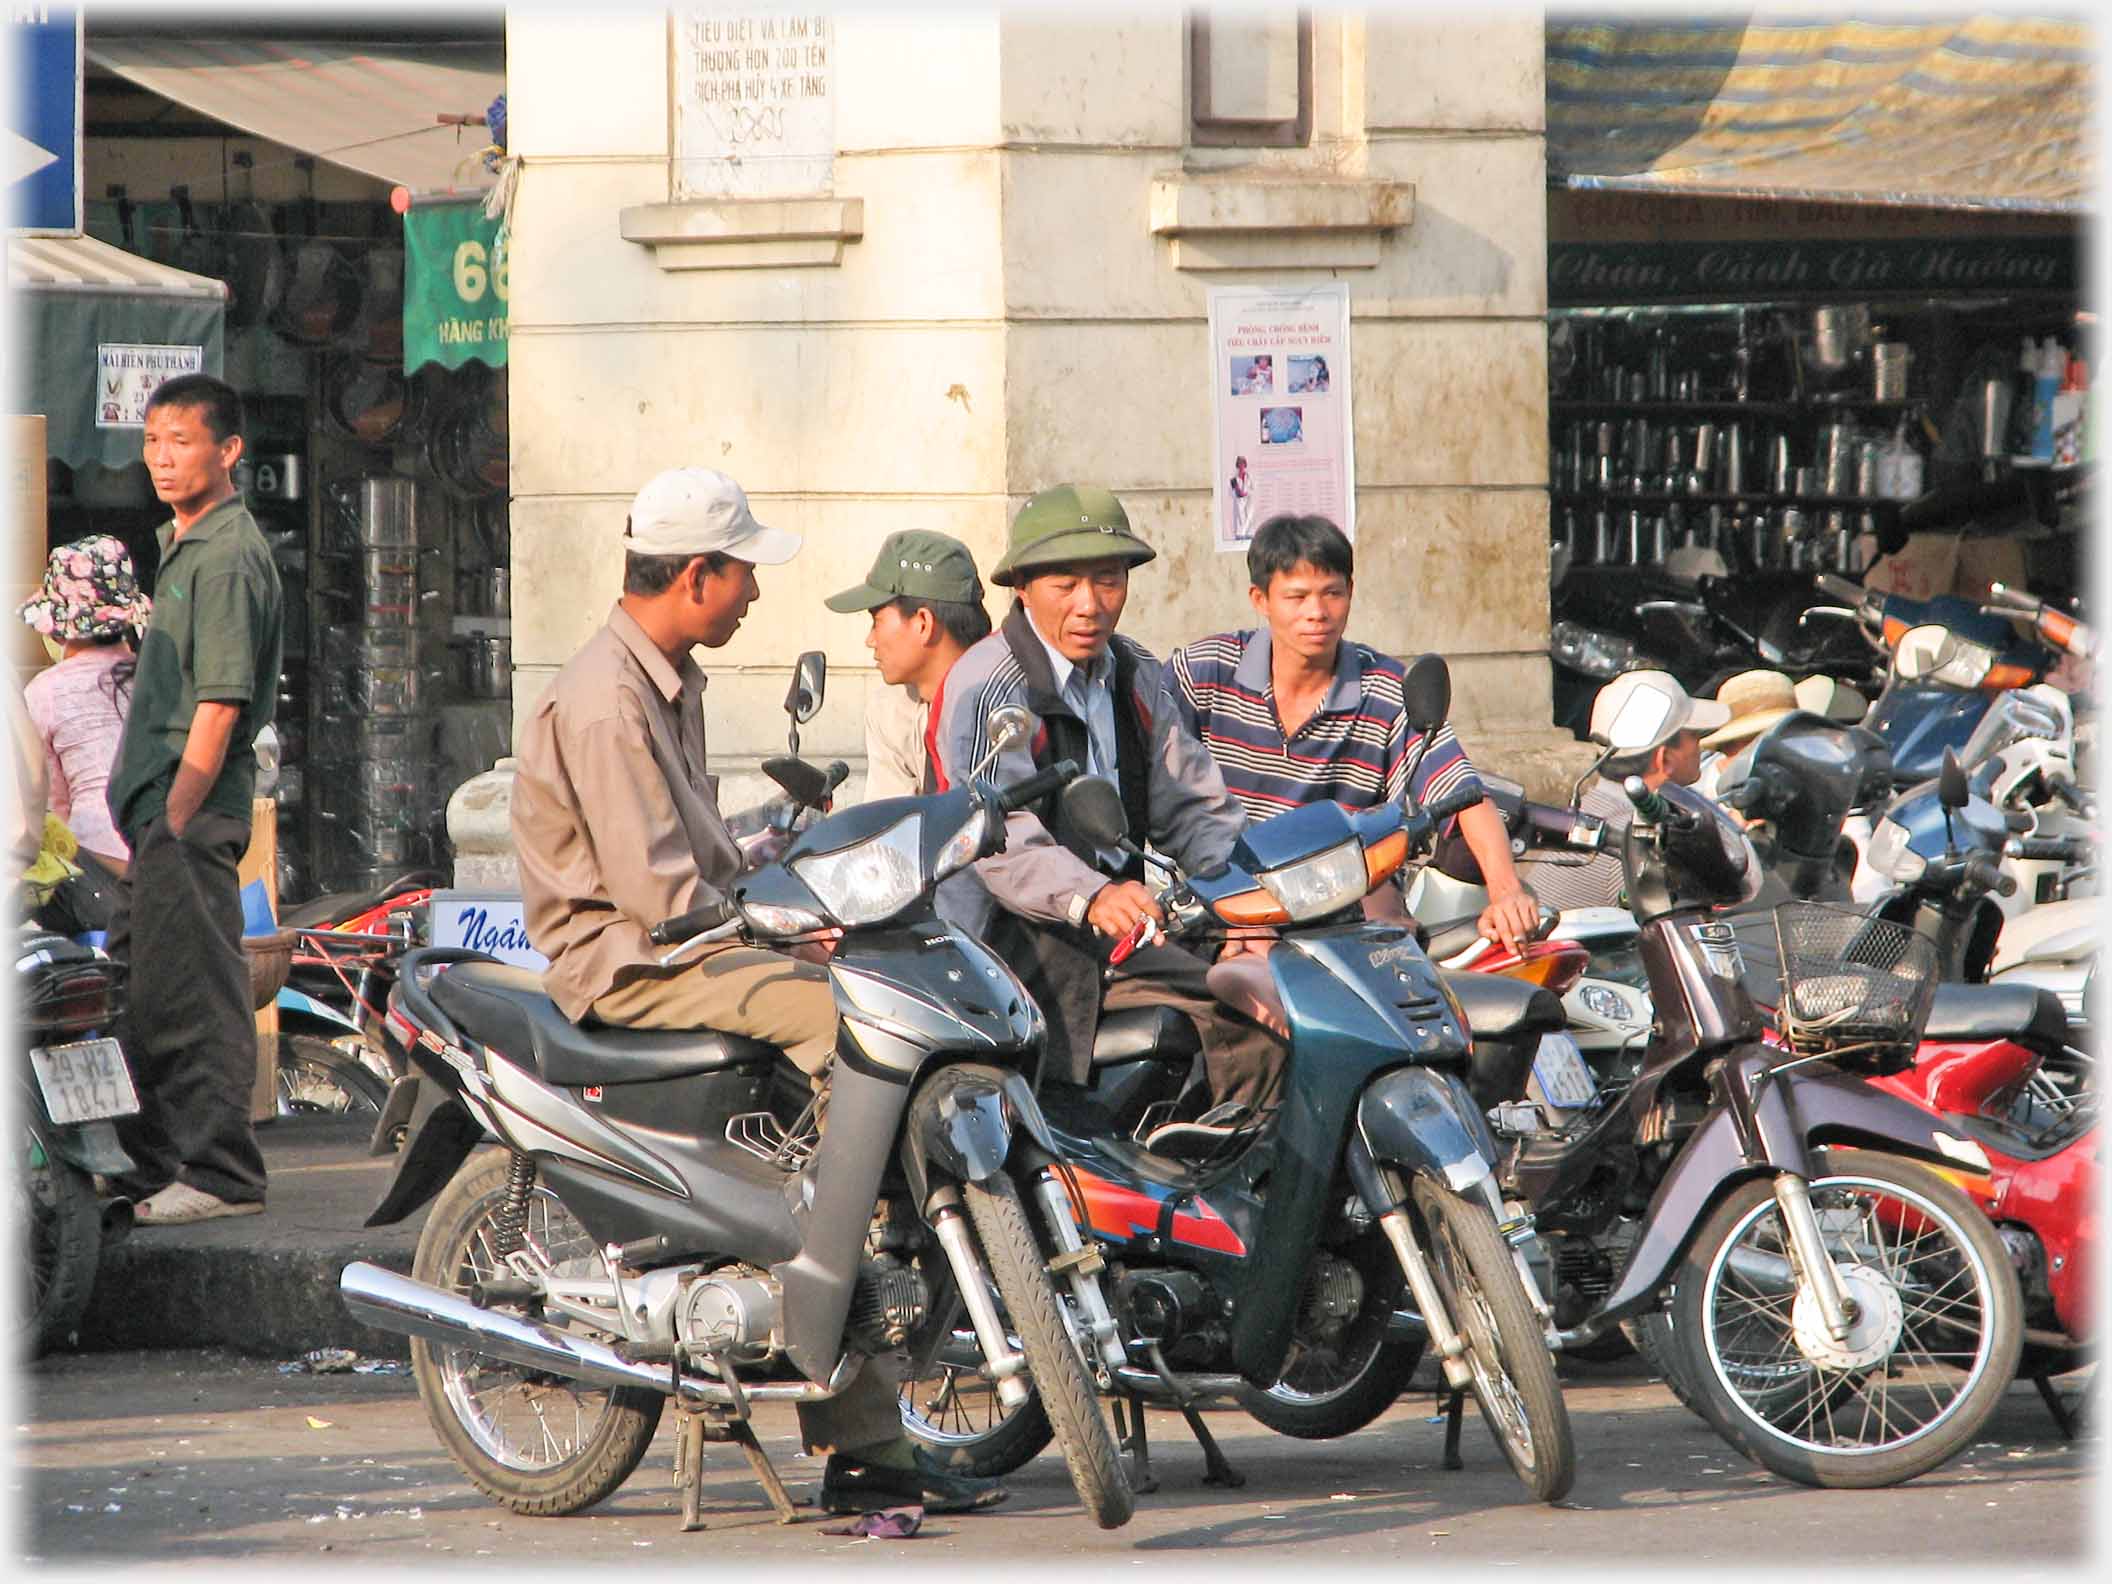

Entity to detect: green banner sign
[403,201,508,372]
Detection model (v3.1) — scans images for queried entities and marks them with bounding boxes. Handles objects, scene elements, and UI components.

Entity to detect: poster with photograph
[1207,282,1352,551]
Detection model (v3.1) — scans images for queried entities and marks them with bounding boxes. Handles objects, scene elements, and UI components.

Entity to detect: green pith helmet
[989,484,1157,588]
[824,529,984,612]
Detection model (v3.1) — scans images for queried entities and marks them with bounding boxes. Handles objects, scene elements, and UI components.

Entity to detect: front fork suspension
[926,1185,1033,1409]
[1029,1168,1128,1379]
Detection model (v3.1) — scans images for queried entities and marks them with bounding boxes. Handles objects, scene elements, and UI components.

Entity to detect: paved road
[19,1349,2095,1569]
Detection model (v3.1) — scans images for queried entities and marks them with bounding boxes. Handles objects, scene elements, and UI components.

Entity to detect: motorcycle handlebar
[1963,850,2017,897]
[996,758,1083,814]
[1518,800,1604,850]
[1814,572,1865,606]
[2047,773,2093,816]
[1426,785,1486,826]
[2008,836,2087,864]
[648,894,739,946]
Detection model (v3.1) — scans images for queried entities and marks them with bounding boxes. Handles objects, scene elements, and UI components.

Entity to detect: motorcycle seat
[279,871,438,930]
[1420,914,1487,960]
[1092,1006,1203,1068]
[428,962,782,1087]
[1922,983,2071,1054]
[1440,971,1566,1042]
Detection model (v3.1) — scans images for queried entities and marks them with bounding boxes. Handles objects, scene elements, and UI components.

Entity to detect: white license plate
[30,1037,140,1126]
[1529,1032,1597,1110]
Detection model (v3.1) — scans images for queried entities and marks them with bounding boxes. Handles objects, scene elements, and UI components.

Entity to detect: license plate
[30,1038,141,1126]
[1529,1032,1597,1110]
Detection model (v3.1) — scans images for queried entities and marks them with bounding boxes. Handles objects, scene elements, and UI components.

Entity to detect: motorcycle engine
[678,1267,781,1361]
[1296,1254,1365,1343]
[1116,1269,1222,1361]
[846,1254,928,1353]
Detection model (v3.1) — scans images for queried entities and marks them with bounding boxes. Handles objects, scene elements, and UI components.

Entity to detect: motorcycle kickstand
[1439,1387,1467,1471]
[1145,1340,1245,1489]
[2032,1373,2079,1442]
[1111,1393,1160,1495]
[670,1350,803,1531]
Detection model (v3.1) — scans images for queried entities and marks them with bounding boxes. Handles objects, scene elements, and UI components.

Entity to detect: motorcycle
[905,656,1577,1503]
[1483,680,2024,1489]
[337,711,1135,1530]
[18,927,138,1355]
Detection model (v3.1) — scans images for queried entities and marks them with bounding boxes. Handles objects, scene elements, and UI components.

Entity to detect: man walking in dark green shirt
[105,373,283,1225]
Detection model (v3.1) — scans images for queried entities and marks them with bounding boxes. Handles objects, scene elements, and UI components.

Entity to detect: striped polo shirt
[1169,627,1482,824]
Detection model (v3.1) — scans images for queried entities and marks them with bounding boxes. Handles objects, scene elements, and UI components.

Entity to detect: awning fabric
[87,37,504,193]
[1547,15,2093,212]
[8,235,227,469]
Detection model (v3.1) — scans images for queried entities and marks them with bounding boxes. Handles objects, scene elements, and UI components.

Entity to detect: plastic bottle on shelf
[2052,351,2086,469]
[2028,336,2065,463]
[2008,336,2042,460]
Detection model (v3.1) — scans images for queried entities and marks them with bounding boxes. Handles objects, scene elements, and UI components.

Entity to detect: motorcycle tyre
[897,1311,1056,1478]
[962,1175,1133,1528]
[1238,1237,1425,1438]
[24,1114,101,1356]
[1668,1154,2022,1490]
[276,1035,390,1123]
[1411,1178,1576,1503]
[409,1151,664,1516]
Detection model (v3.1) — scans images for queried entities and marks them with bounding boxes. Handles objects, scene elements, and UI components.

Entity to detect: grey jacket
[932,607,1246,935]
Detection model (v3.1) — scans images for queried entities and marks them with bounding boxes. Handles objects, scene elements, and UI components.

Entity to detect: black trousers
[107,812,268,1206]
[1104,943,1286,1114]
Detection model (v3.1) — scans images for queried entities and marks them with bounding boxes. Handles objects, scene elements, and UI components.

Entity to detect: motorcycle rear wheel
[22,1113,101,1355]
[961,1175,1132,1528]
[1240,1235,1424,1439]
[1668,1153,2022,1489]
[1410,1179,1576,1503]
[409,1151,664,1516]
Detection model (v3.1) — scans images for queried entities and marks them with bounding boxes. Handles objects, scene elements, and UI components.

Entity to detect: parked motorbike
[1483,682,2024,1489]
[903,659,1577,1502]
[337,712,1135,1530]
[275,879,434,1129]
[18,927,137,1355]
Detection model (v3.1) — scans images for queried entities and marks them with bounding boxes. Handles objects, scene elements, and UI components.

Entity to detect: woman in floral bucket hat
[17,535,151,869]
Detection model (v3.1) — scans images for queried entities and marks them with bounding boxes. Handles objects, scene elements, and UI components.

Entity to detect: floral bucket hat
[16,535,152,642]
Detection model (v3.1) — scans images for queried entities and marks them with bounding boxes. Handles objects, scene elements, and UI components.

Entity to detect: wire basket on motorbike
[1772,901,1939,1070]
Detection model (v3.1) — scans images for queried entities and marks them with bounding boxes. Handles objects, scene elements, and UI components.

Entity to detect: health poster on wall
[1207,282,1353,552]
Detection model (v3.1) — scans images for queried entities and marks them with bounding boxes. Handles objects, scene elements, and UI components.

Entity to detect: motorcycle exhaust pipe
[341,1261,679,1395]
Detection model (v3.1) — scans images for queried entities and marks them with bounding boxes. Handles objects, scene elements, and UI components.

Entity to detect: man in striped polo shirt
[1169,514,1542,951]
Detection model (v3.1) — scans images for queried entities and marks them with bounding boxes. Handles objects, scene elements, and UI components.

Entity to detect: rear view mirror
[1061,776,1129,851]
[1402,654,1451,734]
[1598,682,1675,752]
[986,705,1032,757]
[785,651,827,724]
[762,754,831,809]
[1939,747,1970,810]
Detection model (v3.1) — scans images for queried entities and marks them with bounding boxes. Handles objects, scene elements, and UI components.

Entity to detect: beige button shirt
[512,602,743,1020]
[862,681,929,801]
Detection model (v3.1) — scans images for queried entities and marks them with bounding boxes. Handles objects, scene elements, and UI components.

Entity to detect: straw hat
[1702,669,1800,750]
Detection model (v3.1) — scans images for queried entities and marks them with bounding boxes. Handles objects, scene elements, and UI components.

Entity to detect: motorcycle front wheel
[275,1034,390,1123]
[22,1112,101,1355]
[1410,1178,1576,1503]
[409,1150,664,1515]
[1239,1232,1424,1439]
[1668,1152,2022,1489]
[958,1175,1132,1528]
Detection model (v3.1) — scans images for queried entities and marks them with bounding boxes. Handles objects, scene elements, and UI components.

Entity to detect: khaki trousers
[591,946,901,1453]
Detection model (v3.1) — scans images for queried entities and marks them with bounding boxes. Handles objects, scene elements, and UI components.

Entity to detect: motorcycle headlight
[933,803,991,882]
[1929,640,1997,690]
[1576,982,1635,1023]
[1257,839,1369,922]
[1867,816,1926,883]
[792,814,924,926]
[1551,620,1642,680]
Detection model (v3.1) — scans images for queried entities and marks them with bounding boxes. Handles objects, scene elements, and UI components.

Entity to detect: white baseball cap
[625,468,802,565]
[1589,670,1732,753]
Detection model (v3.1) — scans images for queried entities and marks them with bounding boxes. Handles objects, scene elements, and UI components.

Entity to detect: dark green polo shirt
[106,495,285,837]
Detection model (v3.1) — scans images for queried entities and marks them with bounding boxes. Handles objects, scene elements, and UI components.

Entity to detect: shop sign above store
[402,201,508,373]
[1550,236,2079,306]
[673,10,836,199]
[94,343,204,428]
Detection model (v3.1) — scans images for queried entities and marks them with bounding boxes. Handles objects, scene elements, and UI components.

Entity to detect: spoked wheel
[409,1151,663,1515]
[1410,1178,1576,1502]
[21,1113,101,1356]
[1240,1234,1425,1439]
[1668,1153,2023,1489]
[275,1034,389,1124]
[896,1281,1056,1478]
[958,1176,1132,1528]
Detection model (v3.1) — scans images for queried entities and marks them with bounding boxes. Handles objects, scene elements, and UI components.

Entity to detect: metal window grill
[1772,903,1938,1064]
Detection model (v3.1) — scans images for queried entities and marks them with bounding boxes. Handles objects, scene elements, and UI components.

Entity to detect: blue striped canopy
[1547,14,2093,211]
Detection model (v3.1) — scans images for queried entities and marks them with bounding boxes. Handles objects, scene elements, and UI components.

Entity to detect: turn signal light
[1490,941,1590,996]
[1362,830,1410,887]
[1214,889,1291,927]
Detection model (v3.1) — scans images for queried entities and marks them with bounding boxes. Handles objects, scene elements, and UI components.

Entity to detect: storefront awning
[1547,15,2093,213]
[8,234,227,470]
[86,37,504,193]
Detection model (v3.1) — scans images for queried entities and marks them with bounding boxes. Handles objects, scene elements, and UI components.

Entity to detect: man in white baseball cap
[508,467,1008,1515]
[1532,671,1732,911]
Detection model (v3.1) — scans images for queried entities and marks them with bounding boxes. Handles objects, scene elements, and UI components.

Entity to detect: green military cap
[824,529,985,612]
[989,484,1157,588]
